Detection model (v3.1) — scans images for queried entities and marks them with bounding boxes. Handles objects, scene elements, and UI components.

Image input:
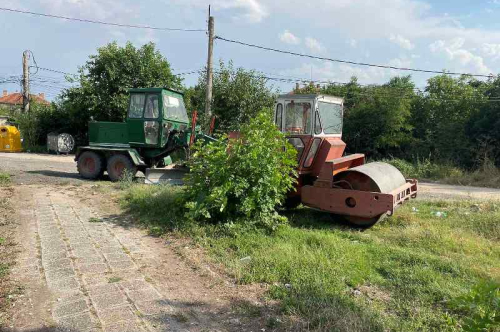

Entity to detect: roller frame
[301,179,418,218]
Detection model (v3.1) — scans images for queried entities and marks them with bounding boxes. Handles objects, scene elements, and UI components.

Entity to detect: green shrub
[383,157,463,180]
[184,110,297,230]
[0,173,10,187]
[447,280,500,332]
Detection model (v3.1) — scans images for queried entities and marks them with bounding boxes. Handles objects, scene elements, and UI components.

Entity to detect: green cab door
[126,93,161,146]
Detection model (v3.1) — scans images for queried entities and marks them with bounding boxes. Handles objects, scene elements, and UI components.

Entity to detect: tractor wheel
[107,154,137,182]
[284,196,301,210]
[77,151,104,180]
[331,213,387,228]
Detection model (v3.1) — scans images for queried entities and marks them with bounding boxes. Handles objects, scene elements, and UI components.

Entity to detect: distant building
[0,90,50,110]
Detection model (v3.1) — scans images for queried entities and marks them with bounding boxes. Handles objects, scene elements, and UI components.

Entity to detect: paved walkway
[10,188,182,332]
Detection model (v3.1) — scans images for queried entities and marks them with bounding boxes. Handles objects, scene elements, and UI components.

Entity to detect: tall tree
[186,60,276,132]
[59,42,181,141]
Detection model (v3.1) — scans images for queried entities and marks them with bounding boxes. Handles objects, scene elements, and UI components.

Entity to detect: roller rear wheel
[332,213,387,228]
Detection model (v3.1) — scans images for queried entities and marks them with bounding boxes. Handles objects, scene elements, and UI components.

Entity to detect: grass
[384,157,500,188]
[0,172,11,187]
[0,182,16,326]
[121,184,500,331]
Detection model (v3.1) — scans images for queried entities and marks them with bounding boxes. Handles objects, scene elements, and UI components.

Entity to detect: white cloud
[389,34,415,50]
[172,0,268,23]
[280,62,388,86]
[482,43,500,60]
[305,37,325,53]
[279,30,300,45]
[429,38,492,74]
[38,0,137,21]
[348,39,357,48]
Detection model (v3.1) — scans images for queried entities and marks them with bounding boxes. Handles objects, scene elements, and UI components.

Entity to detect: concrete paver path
[11,187,180,331]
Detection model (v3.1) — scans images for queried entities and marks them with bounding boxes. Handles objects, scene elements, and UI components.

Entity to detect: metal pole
[22,50,30,113]
[204,12,214,132]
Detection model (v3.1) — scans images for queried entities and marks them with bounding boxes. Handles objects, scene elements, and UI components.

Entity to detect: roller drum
[332,162,407,227]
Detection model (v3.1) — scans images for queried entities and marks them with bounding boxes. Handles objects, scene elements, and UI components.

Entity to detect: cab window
[163,95,189,122]
[285,102,311,134]
[144,94,160,119]
[275,104,283,130]
[317,102,342,134]
[128,94,145,118]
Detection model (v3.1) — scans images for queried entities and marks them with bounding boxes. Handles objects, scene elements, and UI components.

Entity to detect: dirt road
[2,152,500,331]
[1,153,269,331]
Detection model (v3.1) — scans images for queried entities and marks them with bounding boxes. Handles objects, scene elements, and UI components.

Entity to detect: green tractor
[75,88,195,182]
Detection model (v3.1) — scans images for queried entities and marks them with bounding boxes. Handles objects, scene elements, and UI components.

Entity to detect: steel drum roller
[332,162,407,226]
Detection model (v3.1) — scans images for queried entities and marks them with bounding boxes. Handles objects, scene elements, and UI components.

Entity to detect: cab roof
[128,87,184,95]
[277,93,343,104]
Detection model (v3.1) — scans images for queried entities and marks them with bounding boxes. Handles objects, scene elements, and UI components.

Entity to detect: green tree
[412,75,487,167]
[184,110,297,230]
[186,60,276,132]
[467,76,500,166]
[59,42,181,142]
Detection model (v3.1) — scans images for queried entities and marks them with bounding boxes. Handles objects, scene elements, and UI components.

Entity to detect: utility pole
[204,6,214,131]
[22,50,30,113]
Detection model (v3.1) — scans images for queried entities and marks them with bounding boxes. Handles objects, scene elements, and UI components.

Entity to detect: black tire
[330,213,386,228]
[284,196,302,210]
[77,151,104,180]
[106,154,137,182]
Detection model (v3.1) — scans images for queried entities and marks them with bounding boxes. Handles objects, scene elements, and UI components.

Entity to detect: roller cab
[275,93,417,227]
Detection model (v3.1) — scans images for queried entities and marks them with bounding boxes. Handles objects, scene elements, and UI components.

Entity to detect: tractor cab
[275,94,345,173]
[126,88,190,148]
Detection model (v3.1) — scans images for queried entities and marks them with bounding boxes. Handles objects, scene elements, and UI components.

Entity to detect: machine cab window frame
[284,100,312,135]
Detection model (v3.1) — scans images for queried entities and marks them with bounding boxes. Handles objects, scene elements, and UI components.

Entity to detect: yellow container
[0,125,22,152]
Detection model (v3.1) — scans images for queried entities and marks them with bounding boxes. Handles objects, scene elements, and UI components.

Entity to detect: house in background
[0,90,50,111]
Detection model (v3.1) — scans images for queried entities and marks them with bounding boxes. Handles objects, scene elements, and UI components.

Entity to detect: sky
[1,0,500,100]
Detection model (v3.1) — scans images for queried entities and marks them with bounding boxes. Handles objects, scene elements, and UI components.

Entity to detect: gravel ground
[0,152,82,185]
[2,152,500,200]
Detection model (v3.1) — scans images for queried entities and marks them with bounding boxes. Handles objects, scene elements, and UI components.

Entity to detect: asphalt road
[2,152,500,200]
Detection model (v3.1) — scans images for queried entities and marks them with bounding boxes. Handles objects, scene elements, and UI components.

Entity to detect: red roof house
[0,90,50,108]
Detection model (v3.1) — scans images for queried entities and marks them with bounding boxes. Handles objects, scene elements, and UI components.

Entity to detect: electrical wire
[0,7,206,32]
[215,35,496,79]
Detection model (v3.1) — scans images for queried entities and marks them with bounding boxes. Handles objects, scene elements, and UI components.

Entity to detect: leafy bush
[383,157,463,180]
[184,110,297,230]
[447,280,500,332]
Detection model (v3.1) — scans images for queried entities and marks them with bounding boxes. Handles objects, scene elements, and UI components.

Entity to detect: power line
[215,35,496,79]
[35,67,78,76]
[0,7,206,32]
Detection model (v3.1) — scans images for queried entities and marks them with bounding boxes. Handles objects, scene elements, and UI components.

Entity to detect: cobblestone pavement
[9,188,188,332]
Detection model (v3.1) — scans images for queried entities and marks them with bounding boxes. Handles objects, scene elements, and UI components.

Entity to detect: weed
[446,280,500,331]
[108,276,122,283]
[0,263,9,278]
[172,312,189,323]
[0,172,11,187]
[118,169,135,190]
[0,237,4,245]
[88,217,103,223]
